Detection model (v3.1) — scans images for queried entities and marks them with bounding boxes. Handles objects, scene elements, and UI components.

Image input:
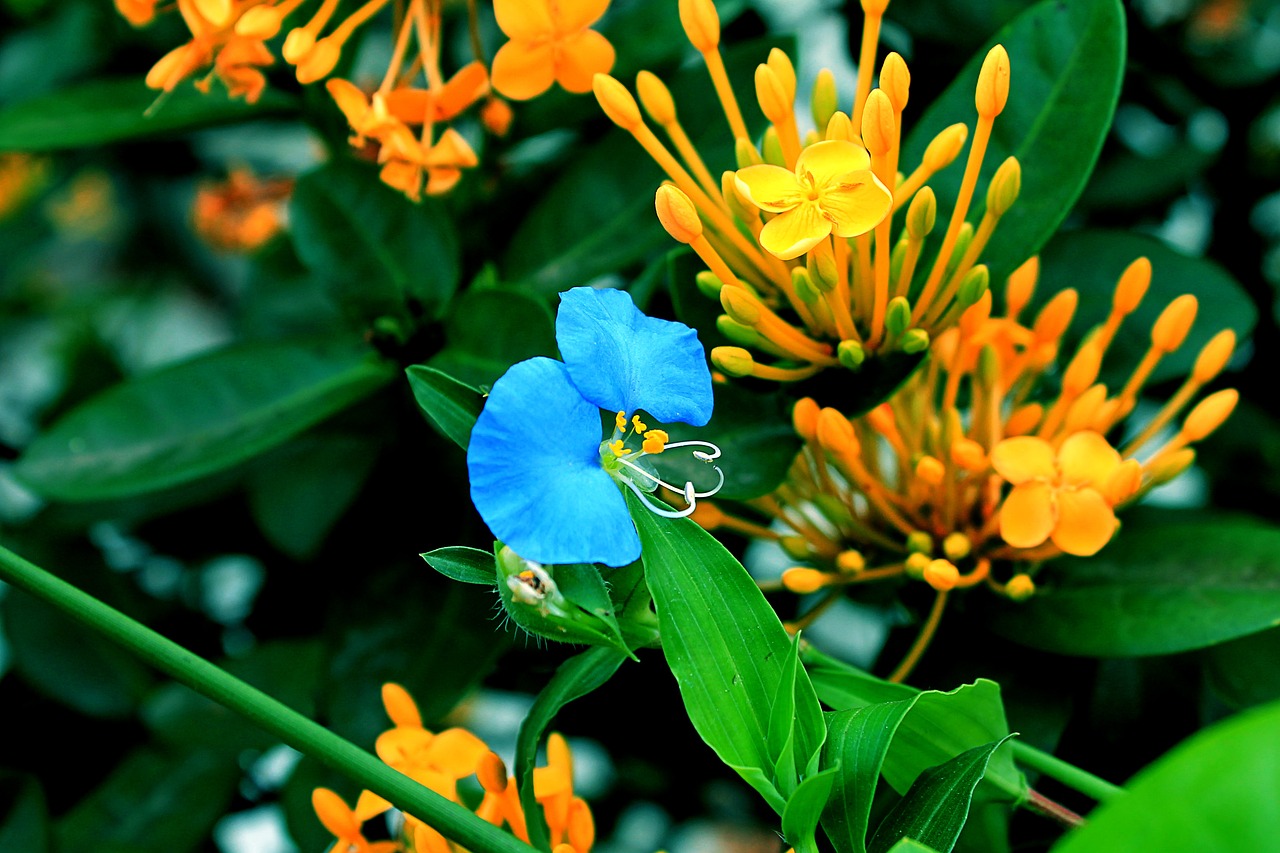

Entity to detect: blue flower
[467,287,718,567]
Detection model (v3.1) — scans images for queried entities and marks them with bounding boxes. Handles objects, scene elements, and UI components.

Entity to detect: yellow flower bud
[906,531,933,554]
[654,185,702,244]
[194,0,233,27]
[905,552,931,578]
[761,126,785,167]
[1005,255,1039,318]
[807,238,839,291]
[861,89,896,156]
[1182,388,1238,441]
[636,70,676,125]
[1147,448,1196,485]
[735,138,762,168]
[986,156,1021,216]
[825,110,855,142]
[902,328,930,353]
[719,285,762,325]
[722,170,756,222]
[817,407,860,456]
[1005,403,1043,436]
[950,438,988,472]
[593,74,643,130]
[836,550,866,573]
[1102,458,1143,506]
[906,186,936,238]
[792,397,820,442]
[1113,257,1151,315]
[975,44,1011,119]
[811,68,839,133]
[695,270,723,299]
[915,455,945,485]
[924,558,960,591]
[880,52,910,112]
[782,567,830,594]
[755,64,792,125]
[1064,384,1108,434]
[295,37,341,84]
[679,0,721,53]
[1005,574,1035,601]
[282,27,315,63]
[711,346,754,377]
[1192,329,1236,383]
[1033,288,1078,343]
[923,123,968,172]
[943,532,972,561]
[1151,294,1198,353]
[236,5,288,38]
[767,48,797,104]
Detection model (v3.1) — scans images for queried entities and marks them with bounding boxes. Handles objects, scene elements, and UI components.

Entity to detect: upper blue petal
[556,287,714,427]
[467,356,640,567]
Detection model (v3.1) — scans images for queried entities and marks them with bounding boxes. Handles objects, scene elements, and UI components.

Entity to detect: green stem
[0,543,537,853]
[1011,740,1124,803]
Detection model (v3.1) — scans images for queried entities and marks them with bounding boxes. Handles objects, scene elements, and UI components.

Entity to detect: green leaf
[0,78,297,151]
[405,364,484,449]
[290,160,460,321]
[15,337,394,501]
[782,765,841,853]
[630,492,825,813]
[515,646,628,851]
[986,512,1280,657]
[429,288,558,388]
[768,634,808,794]
[0,776,49,853]
[822,700,919,853]
[886,841,943,853]
[55,748,239,853]
[900,0,1125,287]
[1036,229,1255,386]
[421,546,498,586]
[868,737,1016,853]
[805,648,1025,801]
[1202,625,1280,710]
[1051,700,1280,852]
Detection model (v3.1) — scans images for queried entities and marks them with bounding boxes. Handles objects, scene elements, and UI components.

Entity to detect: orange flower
[115,0,160,26]
[311,788,400,853]
[991,432,1137,556]
[491,0,615,100]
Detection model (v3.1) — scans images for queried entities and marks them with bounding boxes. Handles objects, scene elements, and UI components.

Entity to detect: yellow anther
[792,397,820,442]
[836,550,866,573]
[615,411,627,430]
[986,156,1021,216]
[942,532,971,561]
[711,346,755,377]
[477,752,509,793]
[1114,257,1151,315]
[654,185,703,244]
[975,44,1011,119]
[642,429,669,454]
[950,437,988,472]
[906,186,936,238]
[923,558,959,591]
[1193,329,1236,383]
[632,415,648,434]
[1005,256,1038,319]
[636,70,677,125]
[1033,288,1078,343]
[593,73,643,130]
[862,90,896,157]
[1182,388,1238,441]
[609,439,631,456]
[915,455,945,486]
[1005,574,1036,601]
[782,567,831,594]
[817,407,860,456]
[755,63,792,125]
[679,0,721,52]
[924,123,969,173]
[880,52,910,112]
[904,552,931,578]
[1151,294,1198,353]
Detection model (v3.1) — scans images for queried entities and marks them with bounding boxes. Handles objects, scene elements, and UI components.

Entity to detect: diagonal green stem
[1010,740,1124,803]
[0,543,537,853]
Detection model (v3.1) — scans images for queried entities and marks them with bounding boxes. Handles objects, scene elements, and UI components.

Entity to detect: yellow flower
[491,0,615,100]
[733,140,892,260]
[990,432,1134,557]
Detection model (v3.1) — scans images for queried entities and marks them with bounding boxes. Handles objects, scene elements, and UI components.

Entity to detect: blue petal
[467,357,640,567]
[556,287,714,427]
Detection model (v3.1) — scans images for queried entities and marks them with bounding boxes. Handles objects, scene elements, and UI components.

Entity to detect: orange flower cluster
[695,256,1237,678]
[313,683,595,853]
[596,0,1021,379]
[191,167,292,252]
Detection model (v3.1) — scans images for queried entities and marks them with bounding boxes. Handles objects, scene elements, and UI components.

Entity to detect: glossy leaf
[429,288,558,389]
[900,0,1125,287]
[822,700,919,853]
[0,776,49,853]
[494,550,633,656]
[15,337,394,501]
[630,492,825,813]
[1052,700,1280,852]
[405,364,484,450]
[421,546,498,586]
[291,160,460,321]
[0,78,296,151]
[869,737,1016,853]
[886,841,943,853]
[1202,626,1280,710]
[515,646,628,851]
[782,765,841,853]
[987,513,1280,657]
[1036,229,1255,385]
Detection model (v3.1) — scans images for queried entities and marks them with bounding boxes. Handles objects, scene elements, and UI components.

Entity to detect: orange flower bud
[792,397,820,441]
[1033,288,1078,343]
[923,123,968,172]
[1147,448,1196,485]
[1192,329,1236,383]
[295,37,341,84]
[636,70,676,125]
[905,552,931,578]
[923,558,959,591]
[1182,388,1237,441]
[943,532,972,561]
[236,4,289,39]
[1005,403,1043,436]
[1062,341,1102,395]
[477,752,509,792]
[915,455,945,485]
[1005,255,1039,318]
[975,45,1011,118]
[1064,384,1108,434]
[593,74,642,130]
[481,97,514,136]
[1102,459,1143,506]
[1151,294,1198,353]
[282,28,316,63]
[783,567,831,594]
[679,0,720,53]
[817,407,859,456]
[193,0,233,27]
[880,52,910,112]
[861,89,895,156]
[951,437,988,472]
[1113,257,1151,315]
[836,550,866,573]
[655,185,703,244]
[866,403,895,437]
[690,500,725,529]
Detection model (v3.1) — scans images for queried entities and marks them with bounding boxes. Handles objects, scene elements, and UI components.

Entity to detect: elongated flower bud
[906,187,936,238]
[655,185,702,244]
[880,52,910,112]
[1193,329,1236,383]
[793,397,820,441]
[924,123,968,172]
[755,64,791,125]
[975,45,1011,118]
[986,156,1021,216]
[812,68,839,132]
[1151,295,1198,353]
[861,89,895,157]
[636,70,676,125]
[1113,257,1151,315]
[817,407,859,456]
[1006,256,1038,318]
[767,48,797,104]
[593,74,642,130]
[711,346,754,377]
[679,0,720,52]
[1182,388,1237,441]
